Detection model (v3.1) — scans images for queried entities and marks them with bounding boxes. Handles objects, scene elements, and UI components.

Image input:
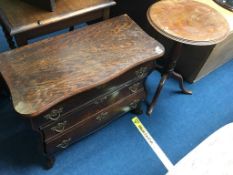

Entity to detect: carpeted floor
[0,26,233,175]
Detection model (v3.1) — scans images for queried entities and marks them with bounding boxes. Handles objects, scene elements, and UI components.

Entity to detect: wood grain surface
[147,0,230,45]
[196,0,233,34]
[0,0,116,35]
[0,15,164,117]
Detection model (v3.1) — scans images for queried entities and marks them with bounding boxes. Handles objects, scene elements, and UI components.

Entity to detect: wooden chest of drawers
[0,15,164,168]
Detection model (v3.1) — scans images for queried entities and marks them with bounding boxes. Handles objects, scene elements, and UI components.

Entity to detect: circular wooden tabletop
[147,0,230,46]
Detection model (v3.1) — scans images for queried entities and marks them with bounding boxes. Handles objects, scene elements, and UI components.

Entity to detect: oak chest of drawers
[0,14,164,168]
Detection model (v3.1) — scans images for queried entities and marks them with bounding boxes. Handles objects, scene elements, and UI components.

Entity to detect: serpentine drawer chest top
[0,15,164,168]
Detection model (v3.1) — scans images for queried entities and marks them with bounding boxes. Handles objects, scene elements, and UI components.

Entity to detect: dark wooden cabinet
[0,15,164,168]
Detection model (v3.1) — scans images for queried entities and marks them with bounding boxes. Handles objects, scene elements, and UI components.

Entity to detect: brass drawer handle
[129,82,141,93]
[56,138,71,149]
[96,112,109,121]
[129,100,140,110]
[51,121,67,133]
[94,96,108,105]
[43,107,63,121]
[135,67,148,79]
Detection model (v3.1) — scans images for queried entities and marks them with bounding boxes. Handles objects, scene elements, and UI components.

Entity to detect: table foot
[171,71,192,95]
[69,26,75,31]
[147,74,168,116]
[131,103,143,115]
[44,155,55,169]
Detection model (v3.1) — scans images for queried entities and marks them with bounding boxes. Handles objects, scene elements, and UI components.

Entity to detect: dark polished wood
[0,15,164,168]
[0,0,116,48]
[146,0,230,115]
[147,42,192,115]
[44,155,55,169]
[41,80,145,141]
[44,90,146,155]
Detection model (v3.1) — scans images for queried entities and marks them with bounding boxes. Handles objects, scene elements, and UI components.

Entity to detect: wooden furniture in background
[146,0,229,115]
[0,0,116,48]
[23,0,56,12]
[0,15,164,168]
[112,0,233,83]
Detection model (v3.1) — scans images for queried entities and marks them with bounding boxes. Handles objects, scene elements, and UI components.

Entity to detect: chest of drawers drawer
[41,80,145,141]
[44,89,145,155]
[32,61,153,128]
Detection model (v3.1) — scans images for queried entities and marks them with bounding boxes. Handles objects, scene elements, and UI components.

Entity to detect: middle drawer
[42,80,144,141]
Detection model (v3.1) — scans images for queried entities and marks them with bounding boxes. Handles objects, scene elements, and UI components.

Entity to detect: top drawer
[31,61,154,128]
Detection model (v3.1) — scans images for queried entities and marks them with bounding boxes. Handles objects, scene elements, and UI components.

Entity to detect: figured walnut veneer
[147,0,230,46]
[0,15,164,117]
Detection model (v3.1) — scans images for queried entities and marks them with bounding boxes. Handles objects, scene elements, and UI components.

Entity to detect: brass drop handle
[96,112,109,121]
[94,96,108,105]
[43,107,63,121]
[129,100,140,110]
[56,138,71,149]
[51,121,67,133]
[135,67,148,79]
[129,83,141,93]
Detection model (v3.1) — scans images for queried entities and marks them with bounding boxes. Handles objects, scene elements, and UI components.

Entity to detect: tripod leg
[171,71,192,95]
[147,74,169,116]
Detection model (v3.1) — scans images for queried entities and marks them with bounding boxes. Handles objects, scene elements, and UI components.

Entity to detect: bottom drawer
[44,89,145,154]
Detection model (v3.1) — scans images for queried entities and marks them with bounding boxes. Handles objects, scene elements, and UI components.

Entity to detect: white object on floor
[132,117,174,171]
[132,117,233,175]
[167,123,233,175]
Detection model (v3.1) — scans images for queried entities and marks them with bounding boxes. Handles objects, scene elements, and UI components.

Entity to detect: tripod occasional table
[147,0,230,115]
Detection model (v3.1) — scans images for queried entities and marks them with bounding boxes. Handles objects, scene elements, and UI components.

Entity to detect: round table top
[147,0,230,46]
